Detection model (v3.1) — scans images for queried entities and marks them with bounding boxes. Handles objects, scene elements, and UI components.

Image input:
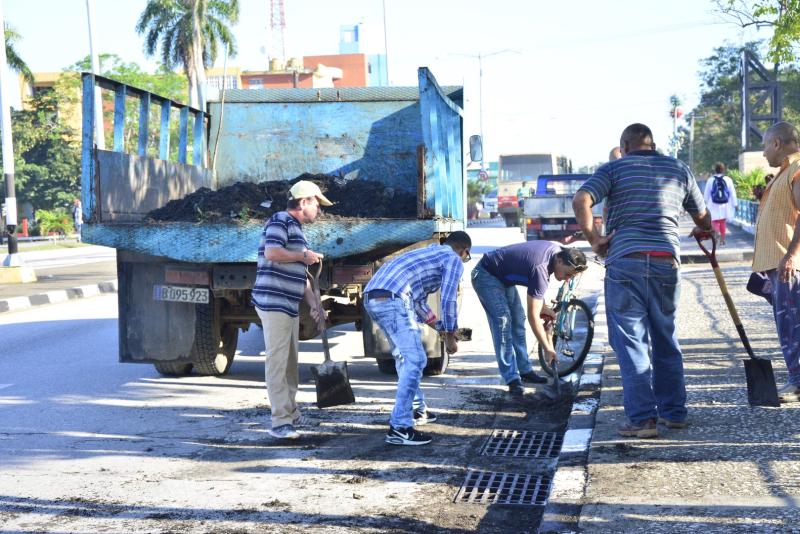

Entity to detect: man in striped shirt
[573,123,712,439]
[364,231,472,446]
[253,180,331,440]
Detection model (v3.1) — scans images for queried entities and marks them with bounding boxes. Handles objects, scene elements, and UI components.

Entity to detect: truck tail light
[528,219,541,230]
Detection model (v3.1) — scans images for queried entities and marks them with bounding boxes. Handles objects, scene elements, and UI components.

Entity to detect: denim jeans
[767,270,800,386]
[364,296,427,428]
[605,257,686,424]
[471,262,534,384]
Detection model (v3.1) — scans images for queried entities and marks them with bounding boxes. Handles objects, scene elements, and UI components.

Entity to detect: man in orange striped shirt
[754,122,800,402]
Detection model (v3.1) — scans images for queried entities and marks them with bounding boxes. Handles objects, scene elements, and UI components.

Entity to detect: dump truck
[523,174,603,241]
[80,68,476,377]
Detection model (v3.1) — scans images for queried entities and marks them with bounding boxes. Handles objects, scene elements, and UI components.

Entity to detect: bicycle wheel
[538,298,594,377]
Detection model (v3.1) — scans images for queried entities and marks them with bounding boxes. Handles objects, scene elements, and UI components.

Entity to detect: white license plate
[542,224,565,231]
[153,285,209,304]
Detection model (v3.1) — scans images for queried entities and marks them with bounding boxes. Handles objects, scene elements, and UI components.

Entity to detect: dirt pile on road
[146,173,417,222]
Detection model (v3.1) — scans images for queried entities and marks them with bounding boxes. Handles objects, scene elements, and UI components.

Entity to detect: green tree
[136,0,239,109]
[676,42,762,175]
[716,1,800,64]
[5,25,32,82]
[3,89,81,211]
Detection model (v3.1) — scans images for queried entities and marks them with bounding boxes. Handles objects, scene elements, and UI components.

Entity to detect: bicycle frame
[552,274,581,341]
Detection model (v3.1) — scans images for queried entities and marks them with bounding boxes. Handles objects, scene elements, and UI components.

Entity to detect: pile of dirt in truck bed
[145,173,418,222]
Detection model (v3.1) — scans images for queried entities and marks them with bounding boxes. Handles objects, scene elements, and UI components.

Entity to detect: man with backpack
[703,162,737,246]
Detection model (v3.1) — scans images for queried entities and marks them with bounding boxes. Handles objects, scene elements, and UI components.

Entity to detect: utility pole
[0,0,34,281]
[455,49,518,171]
[382,0,389,85]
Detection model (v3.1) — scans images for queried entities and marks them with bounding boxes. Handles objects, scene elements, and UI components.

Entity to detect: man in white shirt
[703,162,738,246]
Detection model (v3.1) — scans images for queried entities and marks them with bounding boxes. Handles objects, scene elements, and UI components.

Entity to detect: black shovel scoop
[308,261,356,409]
[694,233,780,407]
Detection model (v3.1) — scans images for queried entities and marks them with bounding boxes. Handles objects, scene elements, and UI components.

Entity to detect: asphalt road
[0,228,602,533]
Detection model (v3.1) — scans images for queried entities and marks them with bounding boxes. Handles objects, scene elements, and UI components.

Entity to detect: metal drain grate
[480,429,563,458]
[454,469,551,506]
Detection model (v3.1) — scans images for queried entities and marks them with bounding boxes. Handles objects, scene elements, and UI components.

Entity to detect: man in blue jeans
[472,243,587,397]
[364,231,471,446]
[573,123,712,438]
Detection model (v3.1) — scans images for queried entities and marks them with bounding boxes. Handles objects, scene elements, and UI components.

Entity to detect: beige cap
[288,180,333,206]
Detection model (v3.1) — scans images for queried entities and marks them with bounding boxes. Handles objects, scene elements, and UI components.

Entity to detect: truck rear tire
[423,339,449,376]
[154,361,193,376]
[192,302,239,376]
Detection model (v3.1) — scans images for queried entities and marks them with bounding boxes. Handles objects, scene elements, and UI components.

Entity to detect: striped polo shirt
[578,150,705,265]
[252,211,308,316]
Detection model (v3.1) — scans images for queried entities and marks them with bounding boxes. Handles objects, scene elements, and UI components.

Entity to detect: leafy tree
[5,25,32,82]
[716,1,800,64]
[136,0,239,109]
[676,42,762,175]
[35,208,73,236]
[729,168,767,200]
[2,89,81,211]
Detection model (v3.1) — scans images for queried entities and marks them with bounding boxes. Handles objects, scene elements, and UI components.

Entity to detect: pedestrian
[572,123,712,438]
[364,231,471,446]
[753,173,774,202]
[703,162,738,246]
[752,121,800,403]
[517,181,533,225]
[471,242,587,397]
[608,146,623,161]
[252,180,331,440]
[73,199,83,242]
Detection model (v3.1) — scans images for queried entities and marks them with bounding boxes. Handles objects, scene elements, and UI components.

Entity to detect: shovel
[307,261,356,409]
[694,232,780,407]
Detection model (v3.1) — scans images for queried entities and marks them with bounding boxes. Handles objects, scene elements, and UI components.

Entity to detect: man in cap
[253,180,332,440]
[364,231,472,446]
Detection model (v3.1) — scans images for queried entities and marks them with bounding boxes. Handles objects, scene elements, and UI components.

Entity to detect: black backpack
[710,175,730,204]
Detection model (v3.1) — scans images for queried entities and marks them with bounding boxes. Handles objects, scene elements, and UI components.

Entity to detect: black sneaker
[413,409,437,425]
[508,379,525,398]
[520,371,548,384]
[385,425,432,446]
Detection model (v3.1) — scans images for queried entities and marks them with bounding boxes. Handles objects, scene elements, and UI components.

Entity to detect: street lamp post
[456,49,518,171]
[0,0,19,266]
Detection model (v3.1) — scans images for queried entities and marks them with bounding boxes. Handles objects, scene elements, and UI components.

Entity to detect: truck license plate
[542,224,565,231]
[153,285,209,304]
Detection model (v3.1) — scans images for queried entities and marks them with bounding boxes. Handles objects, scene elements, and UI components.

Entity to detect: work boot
[657,417,689,429]
[778,383,800,403]
[617,418,659,439]
[507,379,525,398]
[520,371,548,384]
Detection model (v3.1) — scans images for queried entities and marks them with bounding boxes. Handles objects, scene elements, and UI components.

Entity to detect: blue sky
[4,0,767,167]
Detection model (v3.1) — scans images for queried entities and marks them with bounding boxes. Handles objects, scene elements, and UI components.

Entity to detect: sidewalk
[678,216,754,263]
[542,256,800,532]
[0,246,117,313]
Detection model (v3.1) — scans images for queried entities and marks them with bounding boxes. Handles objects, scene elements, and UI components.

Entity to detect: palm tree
[136,0,238,109]
[5,26,32,83]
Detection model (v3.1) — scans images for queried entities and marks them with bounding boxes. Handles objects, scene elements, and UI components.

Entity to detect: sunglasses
[564,256,588,272]
[462,250,472,263]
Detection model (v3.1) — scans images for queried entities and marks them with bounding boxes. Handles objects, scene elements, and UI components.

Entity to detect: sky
[3,0,769,167]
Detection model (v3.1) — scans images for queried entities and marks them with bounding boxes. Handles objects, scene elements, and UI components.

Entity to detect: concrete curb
[0,279,118,314]
[539,295,608,533]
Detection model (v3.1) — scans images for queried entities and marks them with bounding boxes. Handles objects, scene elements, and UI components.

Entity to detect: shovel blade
[310,360,356,408]
[744,357,781,407]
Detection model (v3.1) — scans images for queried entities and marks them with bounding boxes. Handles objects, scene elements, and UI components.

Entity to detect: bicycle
[537,273,595,377]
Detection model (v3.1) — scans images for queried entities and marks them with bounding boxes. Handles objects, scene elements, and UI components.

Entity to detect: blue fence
[735,199,759,226]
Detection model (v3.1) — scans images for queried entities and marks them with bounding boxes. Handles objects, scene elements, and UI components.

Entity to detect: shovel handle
[307,261,332,363]
[695,233,757,359]
[693,232,718,268]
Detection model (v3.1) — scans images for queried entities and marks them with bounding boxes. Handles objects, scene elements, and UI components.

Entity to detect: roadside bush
[35,208,74,236]
[728,168,766,201]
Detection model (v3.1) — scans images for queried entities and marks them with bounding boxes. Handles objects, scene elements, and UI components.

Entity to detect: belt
[365,289,397,301]
[623,252,675,263]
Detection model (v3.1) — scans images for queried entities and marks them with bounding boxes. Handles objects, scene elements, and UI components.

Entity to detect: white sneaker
[778,383,800,403]
[269,424,300,439]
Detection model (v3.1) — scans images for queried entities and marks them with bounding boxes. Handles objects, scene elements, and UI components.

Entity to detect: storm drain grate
[480,429,563,458]
[454,469,551,506]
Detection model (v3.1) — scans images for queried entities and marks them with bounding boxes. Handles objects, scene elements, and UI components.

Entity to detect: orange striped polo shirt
[752,152,800,272]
